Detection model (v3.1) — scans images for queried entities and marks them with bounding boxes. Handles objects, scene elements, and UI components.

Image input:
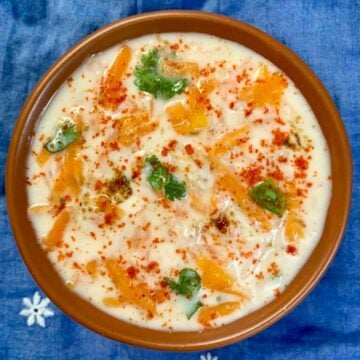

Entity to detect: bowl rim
[6,10,353,351]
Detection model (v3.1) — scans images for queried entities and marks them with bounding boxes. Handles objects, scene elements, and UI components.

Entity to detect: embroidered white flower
[19,291,54,327]
[200,353,218,360]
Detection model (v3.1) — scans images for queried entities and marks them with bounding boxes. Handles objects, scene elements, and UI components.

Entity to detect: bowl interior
[6,11,352,351]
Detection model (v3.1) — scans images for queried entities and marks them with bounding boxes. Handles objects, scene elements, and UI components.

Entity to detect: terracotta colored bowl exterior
[6,11,352,351]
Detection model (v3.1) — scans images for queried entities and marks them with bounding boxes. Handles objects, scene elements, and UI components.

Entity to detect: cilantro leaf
[164,178,186,201]
[186,301,203,319]
[148,166,171,190]
[249,179,286,216]
[165,268,201,298]
[134,48,188,99]
[145,155,186,201]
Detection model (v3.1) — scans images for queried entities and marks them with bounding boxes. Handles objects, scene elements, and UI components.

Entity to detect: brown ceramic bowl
[6,10,352,351]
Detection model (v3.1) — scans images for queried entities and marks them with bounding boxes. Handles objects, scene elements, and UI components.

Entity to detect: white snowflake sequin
[19,291,54,327]
[200,353,218,360]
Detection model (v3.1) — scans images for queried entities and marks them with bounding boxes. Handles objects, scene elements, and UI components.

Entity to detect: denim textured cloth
[0,1,359,359]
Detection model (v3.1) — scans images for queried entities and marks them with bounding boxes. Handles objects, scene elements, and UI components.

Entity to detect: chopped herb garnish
[294,132,301,146]
[165,268,201,298]
[145,155,186,200]
[249,179,286,216]
[134,48,188,99]
[186,301,203,319]
[107,173,132,203]
[45,119,78,153]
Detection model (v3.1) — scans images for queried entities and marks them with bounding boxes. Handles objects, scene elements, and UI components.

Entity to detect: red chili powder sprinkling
[274,117,285,125]
[240,165,262,186]
[269,166,284,181]
[126,266,138,279]
[272,128,290,146]
[244,107,253,117]
[294,156,309,170]
[286,245,298,256]
[146,261,160,273]
[170,43,179,51]
[184,144,194,155]
[94,180,105,191]
[194,159,203,168]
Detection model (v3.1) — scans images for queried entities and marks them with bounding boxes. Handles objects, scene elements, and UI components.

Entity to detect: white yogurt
[26,33,331,331]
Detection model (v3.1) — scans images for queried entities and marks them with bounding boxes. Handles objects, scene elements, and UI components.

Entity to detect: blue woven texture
[0,1,359,359]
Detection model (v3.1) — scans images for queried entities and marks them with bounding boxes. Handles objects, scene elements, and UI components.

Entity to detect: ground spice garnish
[286,245,298,256]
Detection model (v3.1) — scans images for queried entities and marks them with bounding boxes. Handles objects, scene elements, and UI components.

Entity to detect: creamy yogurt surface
[26,33,331,331]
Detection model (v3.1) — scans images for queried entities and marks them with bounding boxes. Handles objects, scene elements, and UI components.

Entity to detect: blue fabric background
[0,1,359,359]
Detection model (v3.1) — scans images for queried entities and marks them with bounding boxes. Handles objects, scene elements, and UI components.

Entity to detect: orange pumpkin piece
[166,86,208,135]
[160,58,199,77]
[28,204,51,214]
[85,260,98,278]
[198,77,217,95]
[187,86,208,130]
[285,210,305,242]
[198,301,240,326]
[197,257,233,289]
[209,127,249,159]
[102,297,126,307]
[105,258,156,315]
[36,148,51,167]
[208,126,270,230]
[50,144,84,203]
[115,112,158,147]
[43,210,70,251]
[216,169,271,230]
[99,45,131,109]
[189,192,209,214]
[166,102,191,135]
[239,65,288,108]
[197,257,249,298]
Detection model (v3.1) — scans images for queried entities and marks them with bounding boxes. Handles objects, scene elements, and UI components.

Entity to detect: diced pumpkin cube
[166,86,209,135]
[189,193,209,214]
[197,257,234,291]
[36,147,51,167]
[198,301,240,326]
[187,86,208,130]
[285,210,305,242]
[133,283,157,314]
[207,127,270,230]
[86,260,98,278]
[239,65,288,108]
[209,127,249,158]
[198,77,217,95]
[197,257,249,298]
[105,258,156,315]
[107,45,132,81]
[160,58,199,77]
[43,210,70,251]
[50,144,84,203]
[28,204,51,214]
[216,168,270,230]
[102,297,126,307]
[115,112,158,147]
[166,102,191,135]
[99,45,131,109]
